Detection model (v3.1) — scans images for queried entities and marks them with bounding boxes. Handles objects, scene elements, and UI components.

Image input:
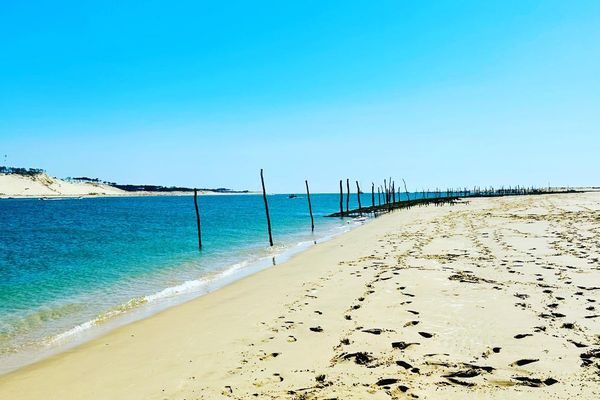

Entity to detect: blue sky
[1,1,599,192]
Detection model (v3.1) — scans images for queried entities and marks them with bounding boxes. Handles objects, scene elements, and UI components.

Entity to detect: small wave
[26,220,368,363]
[49,297,147,343]
[0,303,86,344]
[146,260,251,302]
[47,260,254,344]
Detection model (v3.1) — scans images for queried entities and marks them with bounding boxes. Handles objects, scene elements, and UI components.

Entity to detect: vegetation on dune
[0,166,45,176]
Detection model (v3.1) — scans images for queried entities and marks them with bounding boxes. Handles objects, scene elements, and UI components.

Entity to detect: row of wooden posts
[192,171,572,249]
[193,169,307,250]
[336,177,416,217]
[193,171,436,250]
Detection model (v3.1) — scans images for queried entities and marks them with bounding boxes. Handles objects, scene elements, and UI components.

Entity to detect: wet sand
[0,192,598,399]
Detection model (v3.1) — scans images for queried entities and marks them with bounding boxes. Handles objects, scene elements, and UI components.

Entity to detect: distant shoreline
[0,191,260,200]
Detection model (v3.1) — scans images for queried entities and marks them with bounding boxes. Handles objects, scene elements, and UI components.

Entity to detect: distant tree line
[65,176,117,185]
[0,166,45,176]
[112,184,248,193]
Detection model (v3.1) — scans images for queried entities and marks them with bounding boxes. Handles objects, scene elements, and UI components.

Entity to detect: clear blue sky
[1,1,599,192]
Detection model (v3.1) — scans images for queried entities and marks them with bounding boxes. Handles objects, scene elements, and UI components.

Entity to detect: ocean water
[0,192,377,372]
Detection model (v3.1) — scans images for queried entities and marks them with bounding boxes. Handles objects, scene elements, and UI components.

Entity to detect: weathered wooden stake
[384,179,388,204]
[346,178,350,213]
[356,181,362,215]
[371,183,375,208]
[402,179,410,203]
[260,169,273,246]
[305,180,314,232]
[339,180,344,217]
[193,188,202,250]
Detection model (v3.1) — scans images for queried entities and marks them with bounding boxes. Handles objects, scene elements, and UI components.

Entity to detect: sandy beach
[0,192,598,399]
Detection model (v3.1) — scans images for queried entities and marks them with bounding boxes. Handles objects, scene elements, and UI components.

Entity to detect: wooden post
[371,183,375,209]
[356,181,362,215]
[346,178,350,213]
[384,179,388,204]
[260,169,273,246]
[378,187,381,205]
[193,189,202,250]
[402,179,410,202]
[339,180,344,217]
[391,181,396,203]
[305,180,314,232]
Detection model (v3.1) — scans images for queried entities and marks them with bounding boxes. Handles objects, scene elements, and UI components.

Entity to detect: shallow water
[0,192,378,371]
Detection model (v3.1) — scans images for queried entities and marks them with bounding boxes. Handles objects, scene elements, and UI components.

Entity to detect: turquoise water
[0,193,376,371]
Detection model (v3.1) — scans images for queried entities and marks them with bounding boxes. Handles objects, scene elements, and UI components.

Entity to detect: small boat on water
[288,194,297,199]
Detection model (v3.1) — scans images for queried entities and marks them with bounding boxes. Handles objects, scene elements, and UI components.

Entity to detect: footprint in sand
[337,352,373,366]
[511,359,539,367]
[513,376,558,387]
[568,339,587,348]
[362,328,387,335]
[396,360,420,373]
[392,341,420,350]
[514,333,533,339]
[375,378,399,388]
[259,352,280,361]
[396,360,413,369]
[444,369,481,378]
[418,331,434,338]
[447,377,476,387]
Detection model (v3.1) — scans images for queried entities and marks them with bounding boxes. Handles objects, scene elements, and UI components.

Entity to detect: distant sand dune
[0,173,126,198]
[0,173,242,198]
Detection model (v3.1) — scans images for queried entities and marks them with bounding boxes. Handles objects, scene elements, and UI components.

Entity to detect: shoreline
[1,192,598,399]
[0,213,359,375]
[3,186,598,201]
[0,191,259,199]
